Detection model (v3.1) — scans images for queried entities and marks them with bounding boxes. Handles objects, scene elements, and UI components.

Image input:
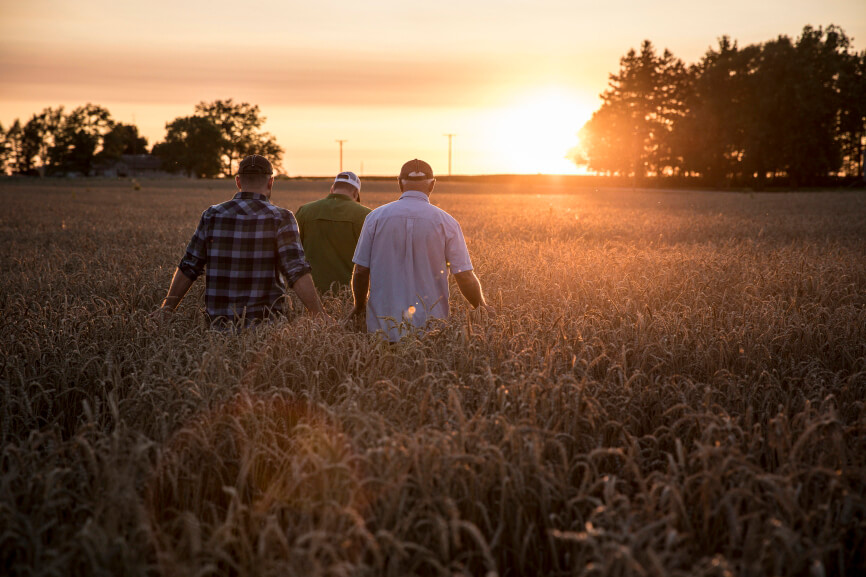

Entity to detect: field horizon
[2,178,864,576]
[5,173,865,193]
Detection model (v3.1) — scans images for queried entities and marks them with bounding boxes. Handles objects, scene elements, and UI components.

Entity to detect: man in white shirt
[349,159,491,341]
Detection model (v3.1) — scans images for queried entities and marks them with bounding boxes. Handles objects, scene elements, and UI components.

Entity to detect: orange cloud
[0,42,565,108]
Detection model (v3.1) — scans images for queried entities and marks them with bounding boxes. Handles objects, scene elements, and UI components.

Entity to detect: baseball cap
[333,171,361,192]
[399,158,434,181]
[238,154,273,175]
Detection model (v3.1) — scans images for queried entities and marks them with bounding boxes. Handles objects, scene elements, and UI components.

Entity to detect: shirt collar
[398,190,430,203]
[234,191,270,202]
[326,193,354,201]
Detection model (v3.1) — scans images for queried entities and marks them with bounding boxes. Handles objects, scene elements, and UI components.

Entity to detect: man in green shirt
[296,171,372,294]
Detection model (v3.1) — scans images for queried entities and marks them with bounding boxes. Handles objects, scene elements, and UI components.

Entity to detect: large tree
[837,49,866,179]
[194,99,284,176]
[578,41,688,179]
[3,120,25,174]
[153,116,223,178]
[577,25,863,186]
[98,123,149,161]
[0,123,6,174]
[50,104,115,175]
[733,26,856,186]
[20,107,65,176]
[672,38,761,185]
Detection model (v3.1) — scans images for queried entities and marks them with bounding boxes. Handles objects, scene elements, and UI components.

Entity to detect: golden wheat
[1,177,864,576]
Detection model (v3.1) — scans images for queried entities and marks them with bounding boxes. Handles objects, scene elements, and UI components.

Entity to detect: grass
[1,176,865,576]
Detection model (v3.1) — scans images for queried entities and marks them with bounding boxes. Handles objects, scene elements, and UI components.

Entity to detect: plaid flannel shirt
[178,191,312,322]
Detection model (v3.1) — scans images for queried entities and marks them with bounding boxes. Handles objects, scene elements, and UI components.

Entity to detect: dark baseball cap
[399,158,434,181]
[238,154,273,175]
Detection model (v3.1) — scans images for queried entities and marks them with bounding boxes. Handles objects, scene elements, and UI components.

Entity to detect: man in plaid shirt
[156,154,326,326]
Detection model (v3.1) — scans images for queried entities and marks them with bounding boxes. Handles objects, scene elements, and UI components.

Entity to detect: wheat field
[1,177,864,576]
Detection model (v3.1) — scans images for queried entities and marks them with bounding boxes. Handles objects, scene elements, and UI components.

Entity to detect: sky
[1,0,864,176]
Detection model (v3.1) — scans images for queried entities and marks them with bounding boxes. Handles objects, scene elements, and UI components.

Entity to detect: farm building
[96,154,169,177]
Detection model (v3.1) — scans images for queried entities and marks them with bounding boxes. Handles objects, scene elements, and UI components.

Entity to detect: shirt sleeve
[276,210,313,286]
[178,209,209,280]
[352,213,375,268]
[444,216,473,274]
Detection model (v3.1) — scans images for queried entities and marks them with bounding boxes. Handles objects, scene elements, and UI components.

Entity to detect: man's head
[399,158,435,195]
[236,154,275,196]
[331,171,361,202]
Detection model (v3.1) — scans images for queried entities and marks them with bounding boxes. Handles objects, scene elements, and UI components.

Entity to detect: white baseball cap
[333,171,361,192]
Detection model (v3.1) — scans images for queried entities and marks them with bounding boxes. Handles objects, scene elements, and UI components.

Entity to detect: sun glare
[489,87,591,175]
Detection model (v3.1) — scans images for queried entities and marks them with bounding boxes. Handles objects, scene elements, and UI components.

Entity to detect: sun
[488,87,592,175]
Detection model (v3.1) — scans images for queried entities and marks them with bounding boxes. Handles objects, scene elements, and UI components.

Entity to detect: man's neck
[401,189,430,197]
[240,188,270,197]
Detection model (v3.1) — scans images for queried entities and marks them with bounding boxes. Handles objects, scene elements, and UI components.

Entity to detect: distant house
[96,154,170,177]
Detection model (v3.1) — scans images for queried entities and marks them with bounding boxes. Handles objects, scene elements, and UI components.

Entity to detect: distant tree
[3,119,25,174]
[578,41,688,179]
[672,38,760,185]
[0,122,6,174]
[20,107,65,176]
[578,25,862,187]
[837,50,866,179]
[578,104,632,176]
[153,115,223,178]
[50,104,115,175]
[737,26,854,186]
[194,99,284,175]
[98,123,149,162]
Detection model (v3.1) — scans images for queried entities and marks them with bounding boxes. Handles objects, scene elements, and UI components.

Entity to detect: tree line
[574,25,866,187]
[0,99,283,178]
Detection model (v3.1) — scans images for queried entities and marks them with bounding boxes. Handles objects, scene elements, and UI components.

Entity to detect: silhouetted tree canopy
[2,100,285,179]
[0,123,6,173]
[19,107,65,176]
[153,116,223,178]
[837,49,866,178]
[194,99,284,176]
[579,41,687,180]
[2,119,25,175]
[99,123,149,161]
[2,105,131,176]
[50,104,115,176]
[576,25,866,187]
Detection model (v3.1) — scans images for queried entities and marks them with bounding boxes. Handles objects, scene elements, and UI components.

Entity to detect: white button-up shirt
[353,189,473,341]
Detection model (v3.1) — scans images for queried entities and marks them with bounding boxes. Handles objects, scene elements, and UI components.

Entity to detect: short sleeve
[444,217,472,274]
[352,213,375,268]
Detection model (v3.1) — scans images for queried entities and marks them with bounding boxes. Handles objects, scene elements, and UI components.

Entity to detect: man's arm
[349,264,370,317]
[453,270,489,309]
[156,211,208,314]
[290,273,326,316]
[157,267,195,312]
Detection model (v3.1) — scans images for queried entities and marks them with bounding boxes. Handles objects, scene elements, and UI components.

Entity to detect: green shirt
[296,194,372,293]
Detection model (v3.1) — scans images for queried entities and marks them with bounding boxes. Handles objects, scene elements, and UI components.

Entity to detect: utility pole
[336,139,347,172]
[443,133,455,177]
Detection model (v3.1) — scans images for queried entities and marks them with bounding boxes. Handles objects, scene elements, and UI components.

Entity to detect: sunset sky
[1,0,864,176]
